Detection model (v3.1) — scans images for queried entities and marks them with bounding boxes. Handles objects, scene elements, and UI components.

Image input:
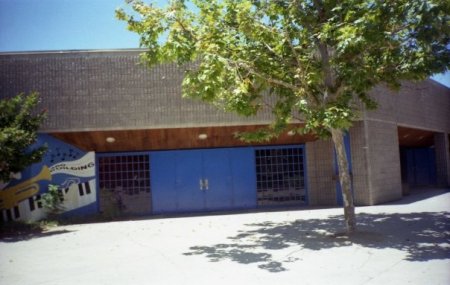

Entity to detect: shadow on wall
[183,212,450,273]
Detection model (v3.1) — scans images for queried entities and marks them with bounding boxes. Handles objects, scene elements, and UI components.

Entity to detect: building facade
[1,50,449,222]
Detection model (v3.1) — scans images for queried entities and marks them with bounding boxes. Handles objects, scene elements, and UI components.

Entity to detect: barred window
[255,147,306,206]
[98,154,150,195]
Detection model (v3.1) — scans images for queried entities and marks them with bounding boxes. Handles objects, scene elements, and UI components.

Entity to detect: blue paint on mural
[0,134,97,222]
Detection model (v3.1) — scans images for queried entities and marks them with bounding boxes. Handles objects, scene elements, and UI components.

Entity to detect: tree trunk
[330,128,356,234]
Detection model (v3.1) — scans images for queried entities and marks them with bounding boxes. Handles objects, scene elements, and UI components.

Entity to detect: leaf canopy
[117,0,449,139]
[0,93,47,182]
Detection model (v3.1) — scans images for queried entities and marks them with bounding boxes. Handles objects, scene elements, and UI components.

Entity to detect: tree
[117,0,450,233]
[0,92,47,183]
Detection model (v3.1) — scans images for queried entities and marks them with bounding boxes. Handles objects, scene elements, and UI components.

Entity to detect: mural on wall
[0,134,97,222]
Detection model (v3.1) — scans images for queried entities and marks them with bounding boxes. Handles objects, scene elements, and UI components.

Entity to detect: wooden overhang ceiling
[50,125,317,152]
[397,126,435,148]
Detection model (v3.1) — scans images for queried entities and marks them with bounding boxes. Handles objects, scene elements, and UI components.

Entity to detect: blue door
[176,150,205,212]
[151,151,177,213]
[203,149,233,210]
[403,147,437,187]
[151,147,257,214]
[230,148,257,208]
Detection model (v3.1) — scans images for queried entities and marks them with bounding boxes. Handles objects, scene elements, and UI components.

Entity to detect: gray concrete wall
[349,120,404,206]
[367,80,450,133]
[434,133,450,187]
[305,139,336,206]
[0,50,274,132]
[2,50,447,134]
[349,122,371,205]
[365,120,403,204]
[349,120,403,205]
[362,80,450,204]
[306,120,404,207]
[2,50,448,207]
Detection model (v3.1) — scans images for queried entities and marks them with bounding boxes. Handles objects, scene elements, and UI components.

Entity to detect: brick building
[1,49,449,222]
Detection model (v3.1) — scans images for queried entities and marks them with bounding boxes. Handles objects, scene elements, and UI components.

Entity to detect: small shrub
[41,184,64,217]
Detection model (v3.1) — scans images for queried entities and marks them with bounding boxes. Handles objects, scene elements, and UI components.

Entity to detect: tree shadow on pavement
[0,223,74,243]
[183,212,450,272]
[1,230,73,243]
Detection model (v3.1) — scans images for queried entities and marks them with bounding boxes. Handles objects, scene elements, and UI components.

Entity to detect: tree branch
[239,63,299,91]
[174,17,198,42]
[218,56,299,92]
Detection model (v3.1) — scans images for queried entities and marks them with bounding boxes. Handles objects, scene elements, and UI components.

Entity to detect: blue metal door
[151,151,177,213]
[230,148,257,209]
[203,149,233,210]
[175,150,204,212]
[151,147,257,214]
[404,147,437,187]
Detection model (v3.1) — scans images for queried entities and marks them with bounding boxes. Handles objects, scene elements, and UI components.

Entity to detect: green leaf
[0,92,47,183]
[118,0,450,142]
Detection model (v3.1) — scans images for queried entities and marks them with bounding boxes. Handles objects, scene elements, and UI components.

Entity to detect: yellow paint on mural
[0,166,52,210]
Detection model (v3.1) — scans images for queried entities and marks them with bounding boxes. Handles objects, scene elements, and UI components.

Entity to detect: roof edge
[427,77,450,90]
[0,48,148,56]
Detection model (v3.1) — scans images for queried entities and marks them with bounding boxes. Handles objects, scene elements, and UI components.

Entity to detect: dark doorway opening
[398,127,437,194]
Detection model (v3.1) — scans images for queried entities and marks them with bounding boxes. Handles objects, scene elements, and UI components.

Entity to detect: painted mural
[0,134,97,222]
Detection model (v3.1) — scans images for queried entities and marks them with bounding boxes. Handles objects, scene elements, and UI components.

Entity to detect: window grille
[255,147,306,206]
[98,154,150,195]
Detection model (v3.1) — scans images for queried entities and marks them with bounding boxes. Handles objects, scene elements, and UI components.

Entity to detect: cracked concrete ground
[1,188,449,285]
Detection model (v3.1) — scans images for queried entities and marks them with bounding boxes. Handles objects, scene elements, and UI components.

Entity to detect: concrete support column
[364,120,402,205]
[349,122,371,206]
[434,133,450,187]
[305,140,336,206]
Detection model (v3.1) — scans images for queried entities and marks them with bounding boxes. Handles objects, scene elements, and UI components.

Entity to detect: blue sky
[0,0,141,51]
[0,0,448,86]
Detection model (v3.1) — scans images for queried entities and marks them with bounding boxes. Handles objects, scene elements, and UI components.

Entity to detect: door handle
[199,179,209,190]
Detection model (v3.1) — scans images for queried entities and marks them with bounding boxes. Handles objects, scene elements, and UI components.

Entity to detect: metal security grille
[98,154,151,214]
[255,147,306,206]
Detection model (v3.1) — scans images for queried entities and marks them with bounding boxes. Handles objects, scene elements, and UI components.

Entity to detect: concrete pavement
[1,188,449,285]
